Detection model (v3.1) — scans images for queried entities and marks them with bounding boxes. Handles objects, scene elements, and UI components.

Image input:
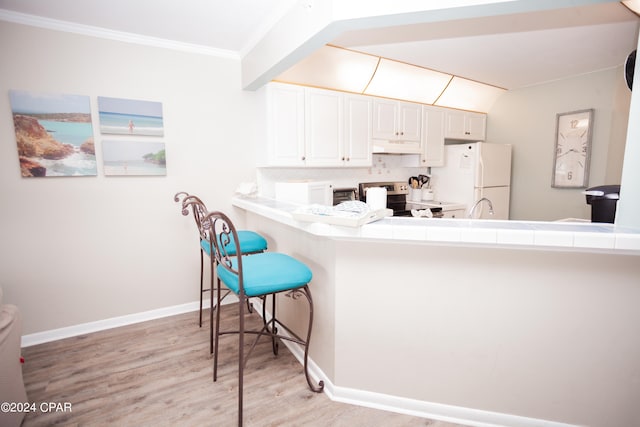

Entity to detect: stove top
[358,181,412,217]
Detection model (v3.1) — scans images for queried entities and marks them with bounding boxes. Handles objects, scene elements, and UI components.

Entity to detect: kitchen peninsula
[233,196,640,427]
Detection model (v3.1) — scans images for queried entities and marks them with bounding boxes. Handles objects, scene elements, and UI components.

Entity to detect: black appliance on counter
[584,185,620,223]
[358,181,442,217]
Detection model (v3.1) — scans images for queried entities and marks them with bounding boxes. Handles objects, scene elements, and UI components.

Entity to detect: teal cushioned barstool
[199,231,267,258]
[174,192,268,353]
[202,210,324,427]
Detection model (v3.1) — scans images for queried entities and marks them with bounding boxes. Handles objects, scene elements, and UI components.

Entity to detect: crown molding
[0,8,240,59]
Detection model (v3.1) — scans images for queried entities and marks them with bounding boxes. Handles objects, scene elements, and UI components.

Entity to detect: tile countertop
[232,196,640,255]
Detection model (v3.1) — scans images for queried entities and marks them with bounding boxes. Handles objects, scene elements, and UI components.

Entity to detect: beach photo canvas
[9,90,97,177]
[98,96,164,136]
[102,140,167,176]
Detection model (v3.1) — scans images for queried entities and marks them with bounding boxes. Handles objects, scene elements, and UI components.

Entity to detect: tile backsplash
[256,154,429,198]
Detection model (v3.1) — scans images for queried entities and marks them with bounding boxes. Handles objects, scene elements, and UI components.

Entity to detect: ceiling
[0,0,638,90]
[332,3,640,89]
[0,0,298,54]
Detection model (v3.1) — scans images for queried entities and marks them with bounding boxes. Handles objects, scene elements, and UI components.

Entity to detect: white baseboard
[326,386,579,427]
[22,298,578,427]
[20,296,238,347]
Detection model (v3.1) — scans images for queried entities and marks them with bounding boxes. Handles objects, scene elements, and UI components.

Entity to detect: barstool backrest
[201,211,245,294]
[180,195,208,239]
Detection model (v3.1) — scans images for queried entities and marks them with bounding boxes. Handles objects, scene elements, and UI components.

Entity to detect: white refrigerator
[430,142,512,219]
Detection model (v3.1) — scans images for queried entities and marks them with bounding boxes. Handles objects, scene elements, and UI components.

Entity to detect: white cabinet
[263,84,372,167]
[342,94,372,166]
[263,83,488,168]
[444,110,486,141]
[304,88,343,167]
[372,99,421,142]
[264,83,305,166]
[419,106,445,167]
[305,89,373,167]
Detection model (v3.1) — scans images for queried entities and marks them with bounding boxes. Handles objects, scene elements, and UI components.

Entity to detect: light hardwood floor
[21,303,465,426]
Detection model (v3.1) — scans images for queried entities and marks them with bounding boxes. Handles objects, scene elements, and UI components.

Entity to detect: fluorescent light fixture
[434,76,506,112]
[622,0,640,16]
[364,58,452,104]
[275,45,379,93]
[274,45,506,112]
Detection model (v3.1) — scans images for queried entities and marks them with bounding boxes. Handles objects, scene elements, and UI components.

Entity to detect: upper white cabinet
[304,88,343,167]
[420,106,445,167]
[264,83,305,166]
[262,83,372,167]
[342,94,373,166]
[372,99,421,142]
[262,83,486,168]
[444,110,486,141]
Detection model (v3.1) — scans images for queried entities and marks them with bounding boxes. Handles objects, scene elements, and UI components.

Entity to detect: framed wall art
[98,96,164,136]
[551,109,594,188]
[102,140,166,176]
[9,90,97,177]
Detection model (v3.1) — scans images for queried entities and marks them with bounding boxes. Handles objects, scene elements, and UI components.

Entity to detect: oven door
[387,194,407,215]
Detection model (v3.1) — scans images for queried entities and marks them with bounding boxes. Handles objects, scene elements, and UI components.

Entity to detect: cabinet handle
[400,131,404,136]
[342,157,345,161]
[346,157,350,161]
[302,156,306,161]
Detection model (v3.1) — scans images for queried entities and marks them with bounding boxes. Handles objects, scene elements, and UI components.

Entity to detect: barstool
[174,192,267,352]
[202,210,324,426]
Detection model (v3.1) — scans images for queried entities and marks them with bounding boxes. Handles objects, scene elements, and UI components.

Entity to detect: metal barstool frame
[175,192,264,354]
[203,210,324,427]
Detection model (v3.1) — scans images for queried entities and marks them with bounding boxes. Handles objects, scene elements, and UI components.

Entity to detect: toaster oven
[332,187,358,205]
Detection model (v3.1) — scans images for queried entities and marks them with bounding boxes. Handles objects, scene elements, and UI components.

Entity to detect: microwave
[274,181,333,206]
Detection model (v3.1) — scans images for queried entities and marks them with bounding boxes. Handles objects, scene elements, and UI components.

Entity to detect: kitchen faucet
[468,197,494,218]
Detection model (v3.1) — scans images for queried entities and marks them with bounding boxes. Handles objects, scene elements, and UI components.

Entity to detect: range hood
[371,140,422,154]
[275,44,506,113]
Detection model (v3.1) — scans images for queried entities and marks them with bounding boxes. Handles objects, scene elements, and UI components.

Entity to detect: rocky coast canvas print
[9,90,97,177]
[102,140,166,176]
[98,96,164,136]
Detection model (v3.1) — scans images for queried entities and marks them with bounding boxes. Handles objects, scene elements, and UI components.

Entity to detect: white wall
[488,67,630,221]
[332,240,640,427]
[0,22,261,334]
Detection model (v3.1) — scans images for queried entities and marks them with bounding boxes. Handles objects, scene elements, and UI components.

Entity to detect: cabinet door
[372,99,398,140]
[305,88,343,167]
[398,102,421,142]
[444,110,487,141]
[466,113,486,140]
[444,110,467,140]
[421,106,445,166]
[343,94,372,166]
[268,84,305,166]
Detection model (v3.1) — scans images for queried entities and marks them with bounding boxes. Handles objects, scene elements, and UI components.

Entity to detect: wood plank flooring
[21,303,465,426]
